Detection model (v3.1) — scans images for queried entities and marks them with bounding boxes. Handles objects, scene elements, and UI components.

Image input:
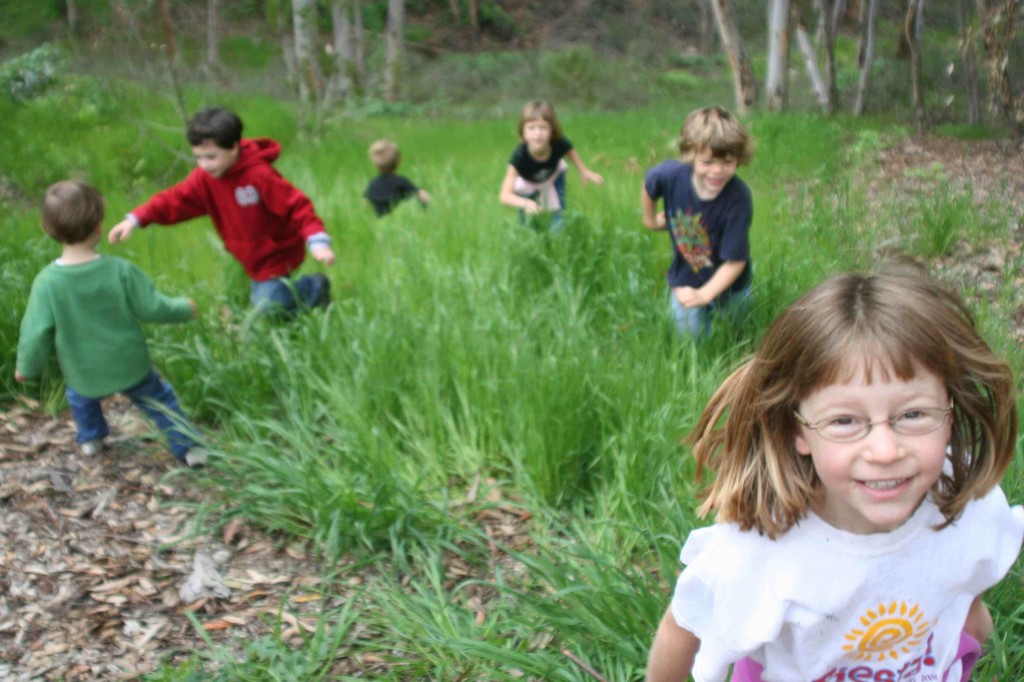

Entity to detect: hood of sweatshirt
[224,138,281,178]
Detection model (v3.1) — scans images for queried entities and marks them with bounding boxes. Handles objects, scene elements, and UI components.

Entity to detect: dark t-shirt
[643,159,753,292]
[509,137,573,183]
[365,173,420,217]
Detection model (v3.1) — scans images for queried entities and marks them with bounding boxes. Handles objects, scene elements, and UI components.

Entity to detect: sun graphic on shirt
[842,601,933,662]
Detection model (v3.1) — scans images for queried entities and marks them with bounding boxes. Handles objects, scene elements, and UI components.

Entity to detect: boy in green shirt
[15,180,206,467]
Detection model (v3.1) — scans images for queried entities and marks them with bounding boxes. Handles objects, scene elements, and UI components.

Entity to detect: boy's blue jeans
[670,284,753,340]
[250,273,330,317]
[65,369,195,461]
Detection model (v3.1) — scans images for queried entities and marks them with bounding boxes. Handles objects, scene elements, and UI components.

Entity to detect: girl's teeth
[864,479,903,490]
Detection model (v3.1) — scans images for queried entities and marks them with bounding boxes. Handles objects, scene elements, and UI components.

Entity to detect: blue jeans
[66,369,196,462]
[670,284,752,340]
[250,273,330,317]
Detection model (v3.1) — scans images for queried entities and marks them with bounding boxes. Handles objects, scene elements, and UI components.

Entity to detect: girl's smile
[794,360,951,535]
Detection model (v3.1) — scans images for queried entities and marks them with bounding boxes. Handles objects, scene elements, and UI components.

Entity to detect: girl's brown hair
[41,180,105,244]
[518,100,564,141]
[678,106,754,165]
[690,267,1016,539]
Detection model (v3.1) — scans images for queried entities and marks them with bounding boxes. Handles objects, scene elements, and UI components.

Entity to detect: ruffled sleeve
[671,524,796,681]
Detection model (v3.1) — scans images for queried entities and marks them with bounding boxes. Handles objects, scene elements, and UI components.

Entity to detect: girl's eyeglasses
[793,405,953,443]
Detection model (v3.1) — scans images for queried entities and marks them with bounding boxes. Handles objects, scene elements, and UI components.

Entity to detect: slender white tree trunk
[328,0,353,101]
[292,0,324,103]
[766,0,791,112]
[207,0,221,70]
[793,2,828,107]
[66,0,80,39]
[852,0,879,115]
[957,0,981,124]
[384,0,404,102]
[814,0,838,114]
[354,0,365,77]
[905,0,927,133]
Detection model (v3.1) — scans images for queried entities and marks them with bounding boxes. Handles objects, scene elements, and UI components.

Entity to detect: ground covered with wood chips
[2,135,1024,680]
[0,398,335,679]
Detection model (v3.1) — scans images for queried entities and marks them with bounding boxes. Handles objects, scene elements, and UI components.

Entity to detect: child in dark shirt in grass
[364,139,431,217]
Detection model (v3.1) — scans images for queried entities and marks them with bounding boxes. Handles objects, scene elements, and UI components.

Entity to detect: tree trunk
[66,0,80,39]
[292,0,324,104]
[793,1,828,107]
[975,0,1022,138]
[156,0,187,121]
[354,0,365,78]
[384,0,404,102]
[905,0,928,134]
[766,0,791,112]
[699,0,716,54]
[852,0,879,115]
[815,0,838,114]
[469,0,479,31]
[207,0,221,70]
[328,0,354,103]
[957,0,981,124]
[830,0,846,36]
[710,0,757,113]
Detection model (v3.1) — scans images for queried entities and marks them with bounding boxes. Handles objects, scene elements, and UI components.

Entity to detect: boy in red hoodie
[108,107,334,316]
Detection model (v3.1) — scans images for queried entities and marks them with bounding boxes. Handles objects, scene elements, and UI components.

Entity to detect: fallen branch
[562,648,609,682]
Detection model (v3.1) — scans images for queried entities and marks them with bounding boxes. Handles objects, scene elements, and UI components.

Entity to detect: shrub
[1,43,67,102]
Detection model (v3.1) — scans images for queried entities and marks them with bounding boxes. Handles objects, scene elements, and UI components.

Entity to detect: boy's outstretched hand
[310,244,335,266]
[14,371,26,383]
[108,218,137,244]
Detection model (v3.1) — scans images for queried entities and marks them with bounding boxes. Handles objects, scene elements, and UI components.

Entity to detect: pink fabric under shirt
[729,631,981,682]
[512,159,568,211]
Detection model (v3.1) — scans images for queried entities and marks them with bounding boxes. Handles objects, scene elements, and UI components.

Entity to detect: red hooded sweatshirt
[130,138,327,282]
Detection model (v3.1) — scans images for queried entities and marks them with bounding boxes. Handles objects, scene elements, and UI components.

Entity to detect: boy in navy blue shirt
[641,106,754,340]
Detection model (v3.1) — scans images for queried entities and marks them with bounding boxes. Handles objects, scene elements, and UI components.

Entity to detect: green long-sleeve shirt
[16,256,192,398]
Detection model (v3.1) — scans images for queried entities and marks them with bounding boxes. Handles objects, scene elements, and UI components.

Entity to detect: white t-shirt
[670,486,1024,682]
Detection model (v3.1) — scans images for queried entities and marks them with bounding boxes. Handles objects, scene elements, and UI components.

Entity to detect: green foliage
[0,43,67,102]
[219,35,279,70]
[910,187,982,258]
[539,46,602,106]
[476,0,520,38]
[0,0,59,47]
[668,52,726,69]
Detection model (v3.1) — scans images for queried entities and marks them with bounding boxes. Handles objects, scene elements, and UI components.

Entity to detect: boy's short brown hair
[368,139,400,173]
[186,107,244,149]
[41,180,104,244]
[679,106,754,165]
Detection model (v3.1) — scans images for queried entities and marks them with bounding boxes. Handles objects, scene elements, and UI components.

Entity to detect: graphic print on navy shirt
[669,209,712,273]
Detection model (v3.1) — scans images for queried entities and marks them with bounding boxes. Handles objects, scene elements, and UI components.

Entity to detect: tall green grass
[2,78,1023,678]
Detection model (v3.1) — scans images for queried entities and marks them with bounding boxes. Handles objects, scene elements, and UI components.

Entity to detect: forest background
[2,0,1024,680]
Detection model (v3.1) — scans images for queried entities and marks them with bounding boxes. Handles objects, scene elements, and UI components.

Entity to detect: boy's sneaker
[183,448,210,469]
[81,439,104,456]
